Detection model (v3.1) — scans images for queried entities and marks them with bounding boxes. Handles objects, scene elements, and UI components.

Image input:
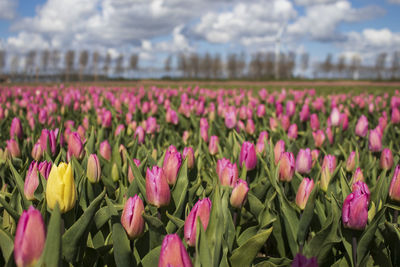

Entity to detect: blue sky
[0,0,400,70]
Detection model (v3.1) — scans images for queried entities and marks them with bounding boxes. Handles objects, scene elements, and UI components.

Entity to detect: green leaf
[141,246,161,267]
[0,196,20,221]
[230,227,273,267]
[62,189,105,262]
[297,186,317,246]
[0,228,13,262]
[7,159,31,209]
[112,223,136,267]
[36,204,61,267]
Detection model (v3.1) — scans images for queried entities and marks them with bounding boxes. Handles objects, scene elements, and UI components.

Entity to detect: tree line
[0,49,399,82]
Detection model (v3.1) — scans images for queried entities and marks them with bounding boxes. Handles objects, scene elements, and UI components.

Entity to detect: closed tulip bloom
[146,166,170,208]
[121,195,145,239]
[166,108,179,125]
[14,206,45,267]
[31,143,43,161]
[67,132,84,160]
[114,124,125,137]
[216,158,230,178]
[134,126,145,144]
[269,117,278,131]
[299,104,310,122]
[24,161,39,201]
[312,130,325,148]
[163,146,182,185]
[326,127,333,144]
[102,110,112,128]
[340,113,349,131]
[296,148,312,174]
[246,119,255,135]
[355,115,368,137]
[230,179,249,209]
[286,100,296,117]
[342,190,369,230]
[10,117,23,139]
[288,124,298,140]
[208,136,219,155]
[38,161,51,179]
[87,154,101,183]
[278,152,295,182]
[39,129,57,156]
[99,140,112,161]
[346,151,356,172]
[184,198,212,246]
[219,162,239,187]
[391,108,400,124]
[6,139,20,158]
[279,115,290,131]
[321,155,336,192]
[310,114,320,131]
[257,104,266,117]
[111,163,119,182]
[311,149,320,167]
[389,165,400,202]
[182,131,190,144]
[182,147,195,169]
[292,253,318,267]
[274,140,285,164]
[369,128,382,152]
[352,167,364,184]
[380,148,393,170]
[128,159,141,183]
[225,107,236,129]
[200,126,208,143]
[352,181,370,203]
[158,234,192,267]
[46,162,76,213]
[330,107,340,126]
[239,141,257,170]
[146,117,158,134]
[296,178,314,210]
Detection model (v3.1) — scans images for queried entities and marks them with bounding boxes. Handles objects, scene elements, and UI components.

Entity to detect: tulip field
[1,83,400,267]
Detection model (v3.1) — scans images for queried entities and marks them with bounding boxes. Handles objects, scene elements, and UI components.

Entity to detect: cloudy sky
[0,0,399,68]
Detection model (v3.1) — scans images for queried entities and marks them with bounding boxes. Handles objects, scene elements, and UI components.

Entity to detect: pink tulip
[121,195,145,239]
[296,178,314,210]
[380,148,393,170]
[355,115,368,137]
[278,152,295,182]
[208,136,219,155]
[389,165,400,202]
[146,166,170,208]
[296,148,312,174]
[230,179,249,208]
[158,234,192,267]
[342,190,368,230]
[274,140,285,164]
[184,198,211,246]
[239,141,257,170]
[163,145,182,185]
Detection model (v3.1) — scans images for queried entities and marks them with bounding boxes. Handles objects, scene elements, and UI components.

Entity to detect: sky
[0,0,400,70]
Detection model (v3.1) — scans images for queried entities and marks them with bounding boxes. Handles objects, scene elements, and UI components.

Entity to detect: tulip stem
[352,236,358,267]
[394,210,399,225]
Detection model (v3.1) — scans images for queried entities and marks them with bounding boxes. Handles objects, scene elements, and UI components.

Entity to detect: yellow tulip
[46,162,76,213]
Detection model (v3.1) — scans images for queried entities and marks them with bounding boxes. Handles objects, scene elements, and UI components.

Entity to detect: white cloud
[294,0,340,5]
[387,0,400,4]
[0,0,17,20]
[287,1,385,41]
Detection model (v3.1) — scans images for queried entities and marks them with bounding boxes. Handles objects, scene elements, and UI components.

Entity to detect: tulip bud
[14,206,45,267]
[208,136,219,155]
[274,140,285,164]
[257,104,266,118]
[159,234,192,267]
[352,167,364,184]
[239,141,257,170]
[200,126,208,143]
[128,159,141,183]
[296,178,314,210]
[102,110,112,128]
[292,253,318,267]
[279,115,290,131]
[146,166,170,208]
[163,145,182,185]
[320,155,336,192]
[369,128,382,152]
[99,140,112,161]
[216,158,230,178]
[46,162,76,213]
[245,119,255,135]
[278,152,295,182]
[355,115,368,137]
[182,131,189,144]
[230,179,249,208]
[87,154,101,183]
[311,149,319,167]
[6,139,20,158]
[326,127,333,144]
[111,163,119,182]
[67,132,84,160]
[225,107,237,129]
[219,162,239,187]
[134,126,145,145]
[391,107,400,124]
[31,143,43,161]
[380,148,393,170]
[346,151,356,172]
[342,190,369,230]
[340,113,349,131]
[310,114,320,131]
[39,129,57,156]
[38,161,51,179]
[256,131,268,154]
[389,165,400,202]
[121,195,145,239]
[312,130,325,148]
[296,148,312,174]
[24,161,39,201]
[114,124,125,137]
[288,124,298,140]
[286,100,295,117]
[352,181,370,203]
[184,198,212,246]
[269,117,278,131]
[182,147,195,169]
[330,107,340,126]
[10,117,23,139]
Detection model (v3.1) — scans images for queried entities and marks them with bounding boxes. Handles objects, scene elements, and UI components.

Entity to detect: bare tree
[286,52,296,78]
[78,50,89,81]
[237,52,246,78]
[391,51,400,79]
[115,54,124,77]
[92,51,99,81]
[375,52,387,80]
[227,53,238,79]
[349,54,361,80]
[65,50,75,82]
[41,50,50,75]
[0,50,5,75]
[177,53,188,77]
[25,50,37,79]
[265,52,275,78]
[50,50,60,77]
[164,54,172,75]
[129,54,139,78]
[300,53,309,78]
[103,53,111,77]
[336,55,346,78]
[249,53,263,79]
[11,55,19,78]
[200,53,212,78]
[211,53,222,79]
[322,53,333,78]
[189,53,200,78]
